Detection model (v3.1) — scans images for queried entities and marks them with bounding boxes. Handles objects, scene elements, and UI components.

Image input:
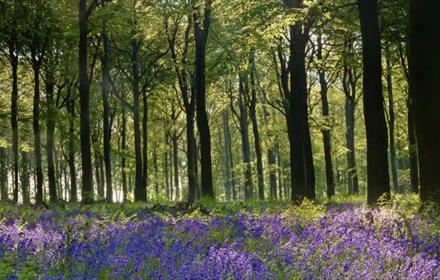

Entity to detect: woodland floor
[1,195,439,279]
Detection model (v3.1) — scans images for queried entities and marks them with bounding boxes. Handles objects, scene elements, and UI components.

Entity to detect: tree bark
[67,87,78,202]
[153,149,159,199]
[408,0,440,203]
[20,151,30,204]
[317,34,335,198]
[222,111,235,201]
[95,150,102,198]
[79,0,94,204]
[172,132,179,201]
[385,49,399,193]
[131,37,146,202]
[46,78,57,203]
[31,48,44,205]
[249,59,265,200]
[121,104,128,202]
[9,32,19,204]
[142,91,148,201]
[358,0,390,204]
[101,25,113,203]
[186,110,197,202]
[288,23,315,201]
[0,148,7,201]
[407,101,419,193]
[194,0,214,199]
[238,75,254,200]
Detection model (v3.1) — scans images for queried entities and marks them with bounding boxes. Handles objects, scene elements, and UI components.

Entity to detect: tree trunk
[172,132,179,201]
[101,28,113,203]
[131,38,145,202]
[79,0,94,204]
[409,0,440,203]
[238,75,254,200]
[153,149,159,199]
[358,0,390,204]
[121,104,128,202]
[32,56,44,205]
[67,88,78,202]
[186,109,197,202]
[249,62,264,200]
[46,79,57,203]
[95,150,102,199]
[385,50,399,193]
[0,148,7,201]
[345,97,359,195]
[164,133,170,200]
[276,146,283,199]
[99,154,105,199]
[317,34,335,198]
[342,62,360,195]
[407,101,419,193]
[142,91,148,201]
[10,38,19,204]
[268,148,277,200]
[20,151,30,204]
[288,23,315,201]
[222,111,234,201]
[194,0,214,199]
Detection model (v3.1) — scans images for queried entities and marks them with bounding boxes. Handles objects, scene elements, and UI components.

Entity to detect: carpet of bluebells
[1,197,440,279]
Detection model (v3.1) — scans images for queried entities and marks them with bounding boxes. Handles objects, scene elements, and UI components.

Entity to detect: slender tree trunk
[342,62,360,195]
[20,151,30,204]
[101,27,113,203]
[10,40,19,204]
[195,139,202,200]
[99,154,105,199]
[121,105,128,202]
[317,34,335,198]
[79,0,94,204]
[386,50,399,193]
[95,150,102,199]
[238,75,254,200]
[358,0,390,204]
[172,132,179,201]
[169,148,174,200]
[268,148,277,200]
[409,0,440,203]
[46,79,57,203]
[55,152,62,200]
[249,63,264,200]
[0,148,7,201]
[67,88,78,202]
[132,38,145,202]
[276,146,283,199]
[32,57,44,205]
[222,111,234,201]
[164,133,170,200]
[142,91,148,201]
[153,150,159,199]
[186,109,197,202]
[345,97,359,194]
[194,1,214,198]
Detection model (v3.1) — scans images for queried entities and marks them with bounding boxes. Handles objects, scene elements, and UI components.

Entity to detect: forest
[0,0,440,279]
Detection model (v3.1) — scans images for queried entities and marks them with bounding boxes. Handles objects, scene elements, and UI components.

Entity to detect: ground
[1,195,439,279]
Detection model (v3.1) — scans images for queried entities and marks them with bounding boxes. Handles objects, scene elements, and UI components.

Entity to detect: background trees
[0,0,436,205]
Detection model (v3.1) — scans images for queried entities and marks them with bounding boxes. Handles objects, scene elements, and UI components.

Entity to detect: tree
[79,0,95,204]
[193,0,214,199]
[357,0,390,204]
[409,0,440,204]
